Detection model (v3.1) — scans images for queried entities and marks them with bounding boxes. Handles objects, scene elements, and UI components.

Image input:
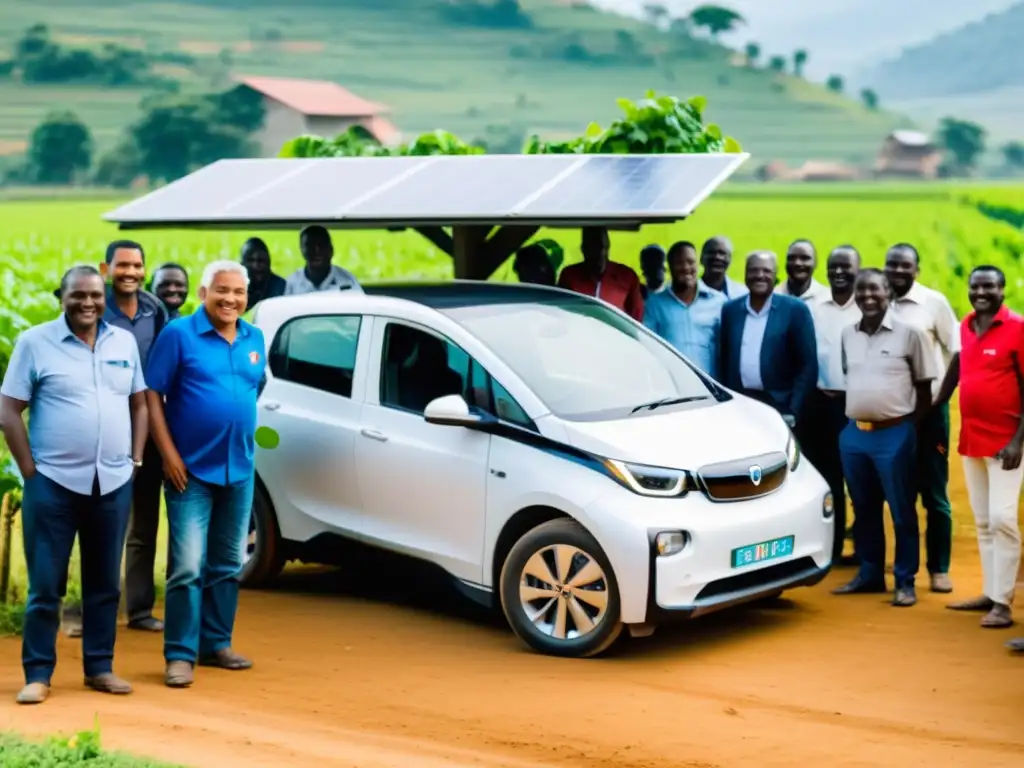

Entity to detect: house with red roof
[231,75,401,157]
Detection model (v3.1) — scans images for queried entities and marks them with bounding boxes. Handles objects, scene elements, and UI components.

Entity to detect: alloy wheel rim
[518,544,609,641]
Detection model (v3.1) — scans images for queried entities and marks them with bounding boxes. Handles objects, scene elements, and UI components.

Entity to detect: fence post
[0,492,19,605]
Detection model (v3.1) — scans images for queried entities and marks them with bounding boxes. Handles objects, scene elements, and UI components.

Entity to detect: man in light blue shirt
[643,241,726,378]
[0,266,148,705]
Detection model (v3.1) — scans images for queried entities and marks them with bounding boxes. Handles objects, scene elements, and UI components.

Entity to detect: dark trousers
[840,420,920,589]
[124,439,164,621]
[21,472,132,684]
[802,390,850,561]
[917,402,953,575]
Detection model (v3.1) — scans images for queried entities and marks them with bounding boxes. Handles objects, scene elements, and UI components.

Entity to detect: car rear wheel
[240,481,285,588]
[499,518,623,658]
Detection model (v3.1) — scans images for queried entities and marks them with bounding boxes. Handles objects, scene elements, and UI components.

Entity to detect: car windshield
[443,295,720,421]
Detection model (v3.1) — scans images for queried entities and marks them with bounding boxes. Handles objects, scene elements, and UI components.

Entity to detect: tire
[240,480,285,588]
[499,518,624,658]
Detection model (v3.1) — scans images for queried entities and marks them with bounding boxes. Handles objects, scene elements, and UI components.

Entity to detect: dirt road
[2,446,1023,767]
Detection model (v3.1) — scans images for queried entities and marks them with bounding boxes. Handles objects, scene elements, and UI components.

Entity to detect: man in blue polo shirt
[144,260,266,689]
[1,266,148,704]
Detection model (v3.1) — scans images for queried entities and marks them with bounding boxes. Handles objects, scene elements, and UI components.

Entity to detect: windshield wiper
[630,395,710,414]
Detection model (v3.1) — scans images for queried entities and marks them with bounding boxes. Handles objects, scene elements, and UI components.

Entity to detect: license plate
[731,536,794,568]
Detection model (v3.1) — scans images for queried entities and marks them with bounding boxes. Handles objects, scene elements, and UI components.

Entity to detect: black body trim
[696,451,788,502]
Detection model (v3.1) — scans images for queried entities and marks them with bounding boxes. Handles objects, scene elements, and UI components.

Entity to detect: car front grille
[696,451,788,502]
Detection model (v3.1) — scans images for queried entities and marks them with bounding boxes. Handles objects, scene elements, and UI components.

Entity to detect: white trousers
[961,456,1024,606]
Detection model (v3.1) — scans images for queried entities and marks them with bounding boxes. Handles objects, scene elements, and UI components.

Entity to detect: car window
[443,297,717,421]
[378,322,534,428]
[269,315,361,398]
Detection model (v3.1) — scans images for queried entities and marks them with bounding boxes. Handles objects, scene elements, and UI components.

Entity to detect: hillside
[864,2,1024,100]
[0,0,911,169]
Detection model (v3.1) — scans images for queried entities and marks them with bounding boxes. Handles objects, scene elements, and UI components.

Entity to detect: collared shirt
[739,294,772,390]
[144,308,266,486]
[776,279,829,307]
[0,317,145,495]
[841,310,936,421]
[284,265,363,296]
[700,276,749,300]
[250,273,288,306]
[557,261,644,322]
[889,281,960,399]
[103,288,165,370]
[958,305,1024,458]
[811,293,862,390]
[643,286,726,378]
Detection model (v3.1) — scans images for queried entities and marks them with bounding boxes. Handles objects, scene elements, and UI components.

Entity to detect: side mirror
[423,394,483,428]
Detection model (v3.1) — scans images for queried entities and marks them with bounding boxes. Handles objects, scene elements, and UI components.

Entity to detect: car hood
[552,396,790,469]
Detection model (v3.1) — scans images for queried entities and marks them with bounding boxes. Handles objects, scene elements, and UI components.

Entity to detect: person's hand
[995,439,1023,471]
[19,462,36,482]
[162,454,188,492]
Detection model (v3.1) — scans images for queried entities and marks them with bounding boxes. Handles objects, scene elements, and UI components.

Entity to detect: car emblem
[748,465,763,486]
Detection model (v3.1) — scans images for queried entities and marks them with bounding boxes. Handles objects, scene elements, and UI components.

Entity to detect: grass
[0,727,183,767]
[0,0,911,163]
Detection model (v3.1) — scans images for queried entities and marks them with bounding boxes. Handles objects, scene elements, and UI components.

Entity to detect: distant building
[755,159,860,182]
[874,130,943,179]
[230,75,401,157]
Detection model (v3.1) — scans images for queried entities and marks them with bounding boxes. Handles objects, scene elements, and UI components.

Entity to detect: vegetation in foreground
[0,727,183,767]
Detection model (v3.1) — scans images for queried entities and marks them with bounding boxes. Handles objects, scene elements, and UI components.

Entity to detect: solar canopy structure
[103,153,748,279]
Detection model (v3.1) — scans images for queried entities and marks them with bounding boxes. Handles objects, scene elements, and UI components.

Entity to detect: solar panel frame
[103,153,749,230]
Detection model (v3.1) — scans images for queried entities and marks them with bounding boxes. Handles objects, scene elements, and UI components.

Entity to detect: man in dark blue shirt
[240,238,286,307]
[100,240,170,635]
[145,260,266,689]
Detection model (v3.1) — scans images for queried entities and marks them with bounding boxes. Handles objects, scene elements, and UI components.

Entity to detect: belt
[854,415,909,431]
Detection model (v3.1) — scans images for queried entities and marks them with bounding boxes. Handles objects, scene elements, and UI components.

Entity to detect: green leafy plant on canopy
[279,91,741,158]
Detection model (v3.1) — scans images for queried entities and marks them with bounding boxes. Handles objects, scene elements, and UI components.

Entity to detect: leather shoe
[84,673,132,694]
[165,660,194,688]
[128,616,165,632]
[1007,637,1024,653]
[930,573,953,593]
[981,604,1013,628]
[15,682,49,705]
[892,587,917,607]
[832,577,887,595]
[198,648,253,670]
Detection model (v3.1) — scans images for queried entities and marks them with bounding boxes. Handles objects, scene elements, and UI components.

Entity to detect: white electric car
[244,281,834,657]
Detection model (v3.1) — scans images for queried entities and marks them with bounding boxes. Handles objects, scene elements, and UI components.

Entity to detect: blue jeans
[840,420,920,588]
[21,472,132,684]
[163,473,254,663]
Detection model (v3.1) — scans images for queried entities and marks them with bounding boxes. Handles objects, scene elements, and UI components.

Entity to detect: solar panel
[104,153,748,229]
[518,155,742,217]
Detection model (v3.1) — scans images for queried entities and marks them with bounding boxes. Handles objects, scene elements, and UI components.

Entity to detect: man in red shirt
[935,265,1024,630]
[558,227,644,322]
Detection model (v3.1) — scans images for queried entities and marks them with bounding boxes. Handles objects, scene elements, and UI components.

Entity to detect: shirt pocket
[100,359,134,395]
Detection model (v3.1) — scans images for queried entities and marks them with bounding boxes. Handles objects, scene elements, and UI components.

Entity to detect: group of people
[2,224,1021,705]
[519,229,1023,641]
[0,225,364,705]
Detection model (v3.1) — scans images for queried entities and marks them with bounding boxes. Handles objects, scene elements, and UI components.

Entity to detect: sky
[586,0,1019,82]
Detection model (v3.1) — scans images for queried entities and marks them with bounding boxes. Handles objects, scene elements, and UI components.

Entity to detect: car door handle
[262,401,281,411]
[360,428,389,443]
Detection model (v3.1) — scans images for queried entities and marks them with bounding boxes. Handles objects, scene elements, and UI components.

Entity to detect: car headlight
[785,432,801,472]
[601,459,692,498]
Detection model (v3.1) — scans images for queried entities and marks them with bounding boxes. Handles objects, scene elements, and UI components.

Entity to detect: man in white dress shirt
[775,239,829,305]
[806,245,862,564]
[885,242,961,594]
[284,225,363,296]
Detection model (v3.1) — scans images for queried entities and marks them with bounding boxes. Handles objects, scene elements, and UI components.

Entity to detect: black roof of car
[361,281,587,310]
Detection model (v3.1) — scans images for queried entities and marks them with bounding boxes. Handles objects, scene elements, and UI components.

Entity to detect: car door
[353,317,491,585]
[256,313,372,541]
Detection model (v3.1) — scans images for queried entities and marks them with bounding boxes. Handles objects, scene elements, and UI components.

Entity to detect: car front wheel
[499,518,624,658]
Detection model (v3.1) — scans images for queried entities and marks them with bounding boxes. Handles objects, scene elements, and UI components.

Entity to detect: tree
[860,88,879,110]
[826,74,844,93]
[1002,141,1024,168]
[768,55,786,73]
[643,4,669,28]
[937,117,986,173]
[792,49,808,77]
[744,41,760,66]
[27,110,92,184]
[688,5,744,39]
